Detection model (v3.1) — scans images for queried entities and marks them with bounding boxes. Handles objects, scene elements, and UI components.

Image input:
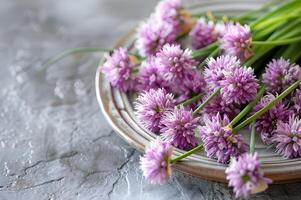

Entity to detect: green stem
[177,94,203,108]
[233,79,301,133]
[251,0,301,28]
[250,122,256,155]
[198,47,219,68]
[192,42,218,59]
[171,144,203,164]
[252,14,301,30]
[253,36,301,46]
[235,0,283,21]
[192,88,220,116]
[42,47,112,68]
[229,86,265,127]
[280,43,301,62]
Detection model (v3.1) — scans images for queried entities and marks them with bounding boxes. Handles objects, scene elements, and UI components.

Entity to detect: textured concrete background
[1,0,301,199]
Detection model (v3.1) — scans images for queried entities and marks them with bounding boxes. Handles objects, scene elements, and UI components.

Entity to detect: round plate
[96,0,301,183]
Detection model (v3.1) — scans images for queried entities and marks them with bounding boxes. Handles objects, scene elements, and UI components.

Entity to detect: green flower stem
[192,42,218,59]
[42,47,112,69]
[250,122,256,155]
[251,0,301,28]
[177,94,203,108]
[192,88,221,116]
[229,86,265,127]
[280,43,301,62]
[171,144,203,164]
[198,47,219,68]
[252,14,301,30]
[235,0,283,22]
[246,20,301,66]
[233,79,301,133]
[252,36,301,46]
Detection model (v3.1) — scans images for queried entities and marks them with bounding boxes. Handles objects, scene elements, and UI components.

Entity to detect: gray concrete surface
[0,0,301,199]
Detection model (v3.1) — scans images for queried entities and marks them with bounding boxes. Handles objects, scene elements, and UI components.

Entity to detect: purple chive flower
[155,0,183,32]
[177,71,206,102]
[263,58,301,94]
[215,22,227,38]
[137,57,170,92]
[140,139,172,185]
[220,23,253,61]
[199,113,248,163]
[189,18,218,49]
[253,94,292,145]
[136,19,177,57]
[204,55,240,90]
[101,47,137,92]
[226,153,272,199]
[220,66,259,104]
[292,85,301,114]
[273,115,301,158]
[161,107,199,150]
[202,94,241,120]
[135,88,175,133]
[157,44,197,83]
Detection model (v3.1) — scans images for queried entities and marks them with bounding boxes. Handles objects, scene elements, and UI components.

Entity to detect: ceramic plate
[96,0,301,183]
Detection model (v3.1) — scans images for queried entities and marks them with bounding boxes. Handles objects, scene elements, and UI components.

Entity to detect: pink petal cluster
[155,0,183,32]
[101,48,137,92]
[156,44,197,83]
[189,18,218,49]
[204,55,258,104]
[202,94,241,120]
[135,88,175,133]
[137,57,170,92]
[161,107,199,150]
[253,94,292,145]
[263,58,301,94]
[273,115,301,158]
[177,71,206,104]
[204,55,240,90]
[136,19,177,57]
[226,153,272,198]
[220,23,253,61]
[292,85,301,114]
[199,113,248,163]
[220,66,258,104]
[140,139,172,185]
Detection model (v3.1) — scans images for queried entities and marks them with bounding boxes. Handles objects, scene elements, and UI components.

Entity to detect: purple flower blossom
[137,57,170,92]
[220,66,259,104]
[204,55,240,90]
[136,19,177,57]
[253,94,292,145]
[220,23,253,61]
[226,153,272,199]
[202,94,241,120]
[155,0,182,32]
[292,85,301,114]
[140,139,172,184]
[189,18,218,49]
[199,113,248,163]
[273,115,301,158]
[135,88,175,133]
[263,58,301,94]
[177,71,206,104]
[101,47,137,92]
[161,107,199,150]
[157,44,197,83]
[215,22,227,37]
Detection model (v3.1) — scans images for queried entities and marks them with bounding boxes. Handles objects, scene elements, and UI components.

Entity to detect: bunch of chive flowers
[100,0,301,198]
